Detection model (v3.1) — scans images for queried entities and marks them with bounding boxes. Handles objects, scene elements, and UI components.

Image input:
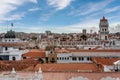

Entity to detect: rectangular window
[65,57,66,60]
[72,57,77,61]
[87,57,89,61]
[67,57,69,60]
[79,57,81,61]
[81,57,84,61]
[5,47,8,51]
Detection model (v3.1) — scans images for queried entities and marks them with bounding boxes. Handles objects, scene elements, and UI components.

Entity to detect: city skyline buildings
[0,0,120,33]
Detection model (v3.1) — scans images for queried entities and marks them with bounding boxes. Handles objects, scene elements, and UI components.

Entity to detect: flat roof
[71,52,120,57]
[57,50,120,57]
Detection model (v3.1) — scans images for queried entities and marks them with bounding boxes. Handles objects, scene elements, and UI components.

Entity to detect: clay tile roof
[92,58,120,65]
[35,63,99,72]
[55,49,69,53]
[22,49,45,58]
[0,42,28,47]
[0,59,39,71]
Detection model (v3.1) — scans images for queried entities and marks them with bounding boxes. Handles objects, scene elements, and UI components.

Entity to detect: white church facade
[0,30,28,60]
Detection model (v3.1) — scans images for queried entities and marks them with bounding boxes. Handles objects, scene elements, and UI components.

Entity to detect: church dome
[4,30,16,38]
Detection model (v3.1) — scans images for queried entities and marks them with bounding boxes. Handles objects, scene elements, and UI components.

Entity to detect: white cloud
[47,0,73,10]
[78,0,114,16]
[39,10,57,21]
[41,17,119,33]
[0,19,119,33]
[115,24,120,32]
[0,12,26,21]
[28,7,41,12]
[104,6,120,13]
[29,0,38,4]
[109,23,120,33]
[0,0,38,22]
[56,19,99,33]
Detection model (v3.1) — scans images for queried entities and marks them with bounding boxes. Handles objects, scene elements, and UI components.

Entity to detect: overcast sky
[0,0,120,33]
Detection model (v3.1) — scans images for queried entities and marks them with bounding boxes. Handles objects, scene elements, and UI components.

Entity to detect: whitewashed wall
[57,53,92,63]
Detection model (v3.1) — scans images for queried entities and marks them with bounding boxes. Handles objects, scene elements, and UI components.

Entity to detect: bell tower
[99,16,109,40]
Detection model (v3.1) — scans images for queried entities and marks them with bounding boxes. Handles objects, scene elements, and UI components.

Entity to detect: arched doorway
[50,58,55,63]
[12,56,16,61]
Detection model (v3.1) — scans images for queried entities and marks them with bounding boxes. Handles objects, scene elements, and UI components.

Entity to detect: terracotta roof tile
[0,42,28,47]
[0,59,39,71]
[22,49,45,58]
[92,58,120,65]
[55,49,69,53]
[35,63,99,72]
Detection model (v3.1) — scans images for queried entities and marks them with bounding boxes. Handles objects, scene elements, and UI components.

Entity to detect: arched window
[105,29,107,31]
[50,58,55,63]
[12,56,16,61]
[102,29,104,31]
[105,36,107,40]
[12,40,14,42]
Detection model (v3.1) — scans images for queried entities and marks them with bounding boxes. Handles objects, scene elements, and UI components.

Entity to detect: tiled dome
[4,30,16,38]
